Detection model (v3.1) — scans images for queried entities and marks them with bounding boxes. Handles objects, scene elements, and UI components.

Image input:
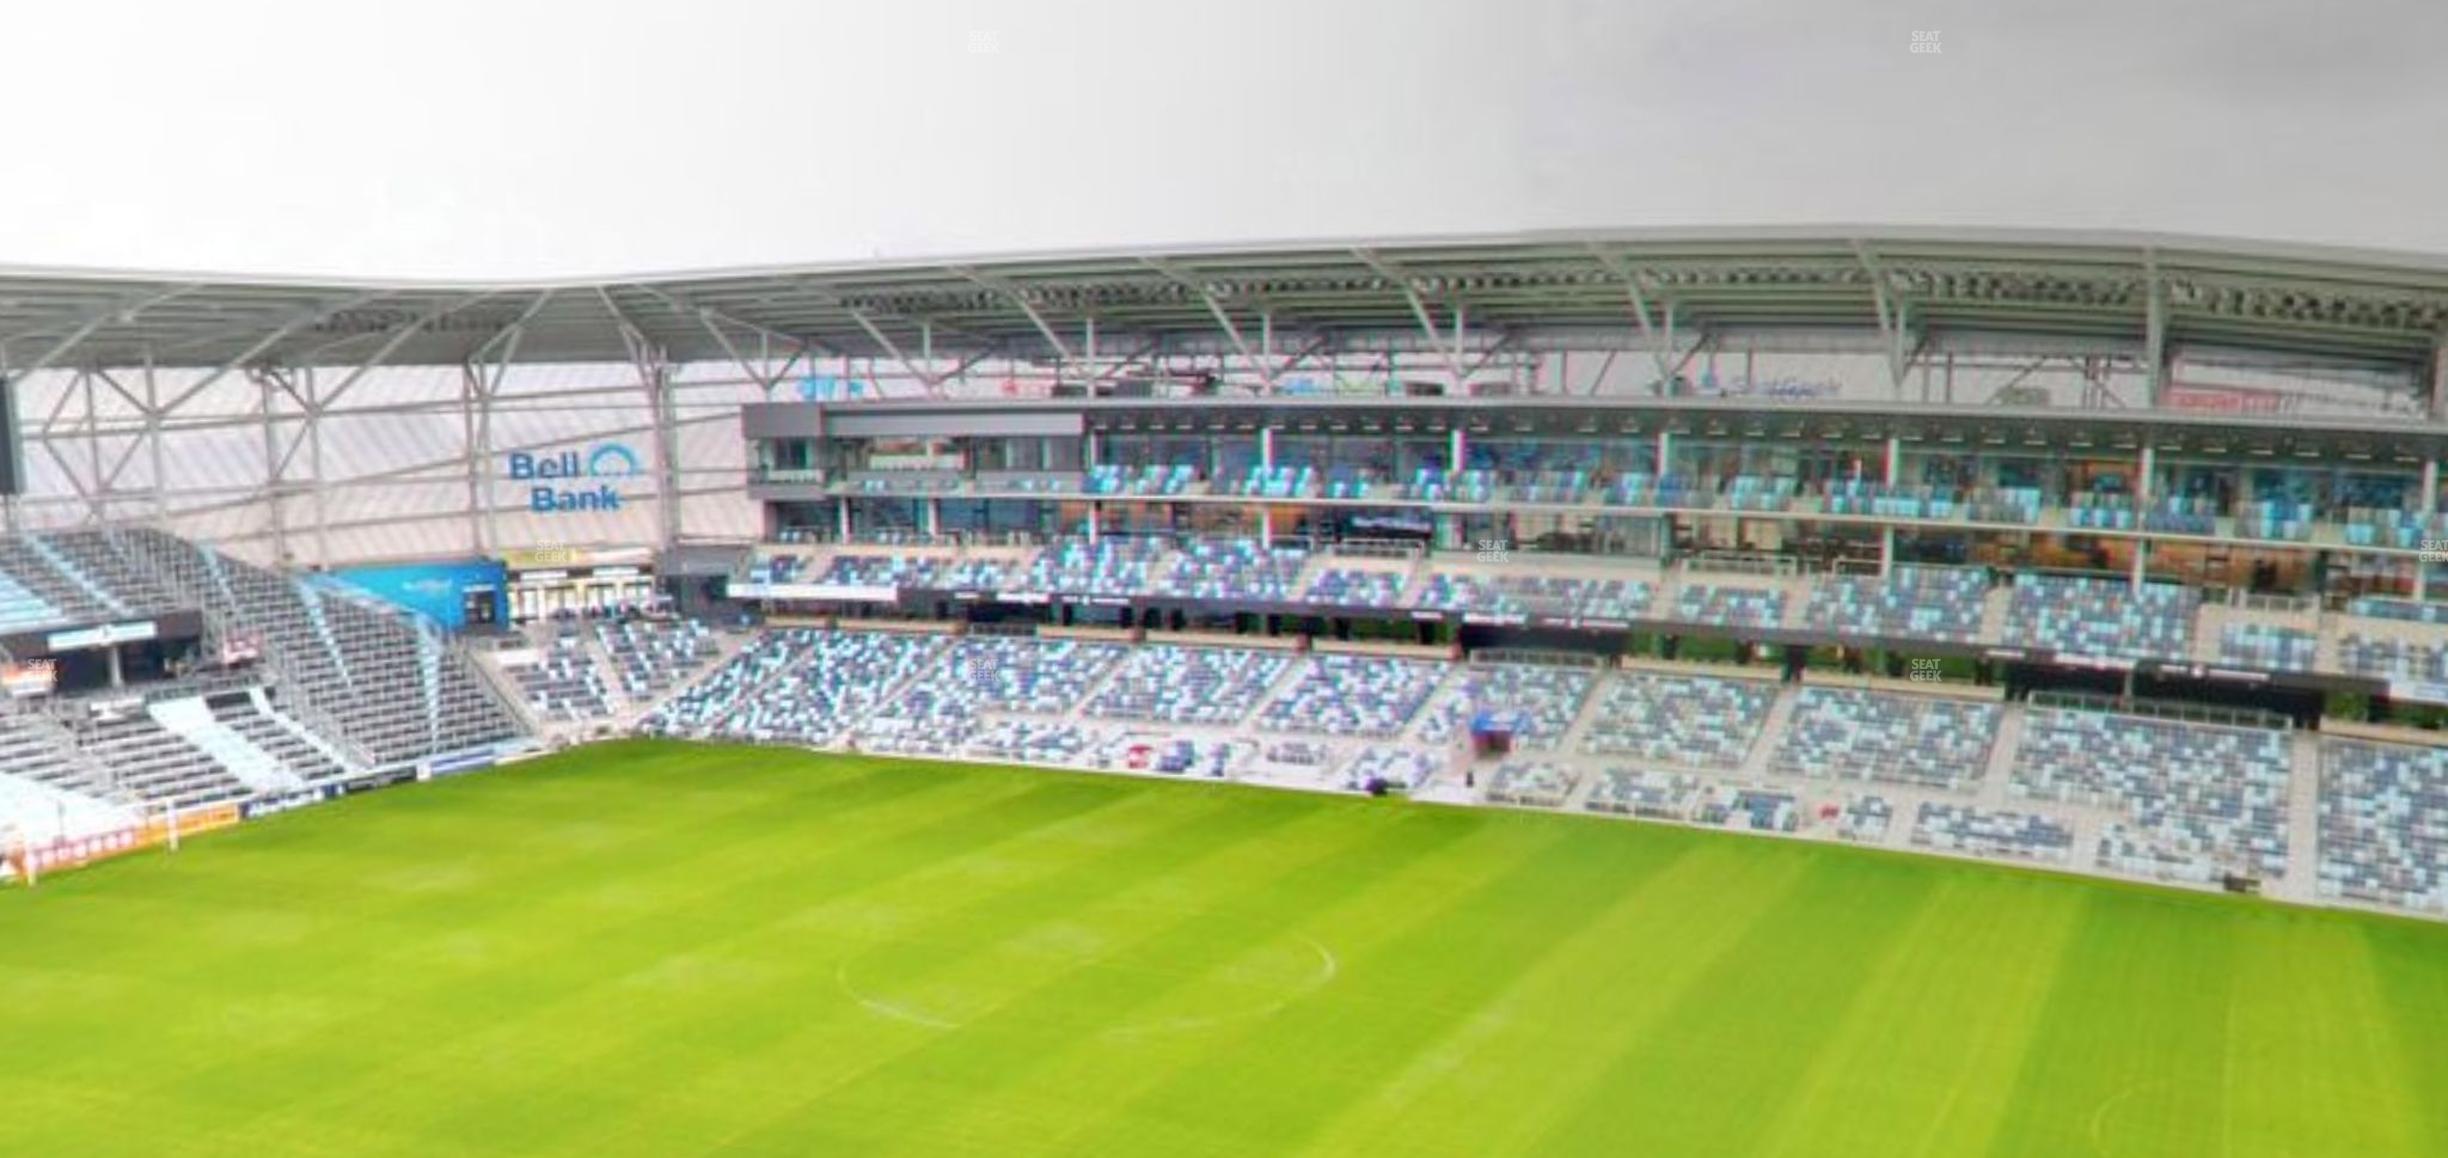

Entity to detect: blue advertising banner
[506,441,644,514]
[325,560,509,629]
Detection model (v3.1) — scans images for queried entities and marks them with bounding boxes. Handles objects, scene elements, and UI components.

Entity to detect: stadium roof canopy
[4,226,2448,376]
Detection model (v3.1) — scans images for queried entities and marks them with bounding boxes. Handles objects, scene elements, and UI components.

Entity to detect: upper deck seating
[2002,575,2197,662]
[1671,583,1786,630]
[1802,564,1986,643]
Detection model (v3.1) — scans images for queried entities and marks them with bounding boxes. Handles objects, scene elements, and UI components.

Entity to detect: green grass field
[6,740,2448,1157]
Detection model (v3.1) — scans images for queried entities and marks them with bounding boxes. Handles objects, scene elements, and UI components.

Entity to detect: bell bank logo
[507,443,640,514]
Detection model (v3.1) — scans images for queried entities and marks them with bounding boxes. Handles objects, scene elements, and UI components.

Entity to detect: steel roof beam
[1137,257,1278,389]
[1351,248,1475,383]
[950,266,1074,361]
[308,293,503,413]
[7,285,200,375]
[618,283,843,361]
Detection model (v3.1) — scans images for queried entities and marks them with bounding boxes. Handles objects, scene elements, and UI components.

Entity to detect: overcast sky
[2,0,2440,279]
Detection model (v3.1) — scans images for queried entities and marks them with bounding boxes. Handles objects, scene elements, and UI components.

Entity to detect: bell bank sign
[507,442,642,513]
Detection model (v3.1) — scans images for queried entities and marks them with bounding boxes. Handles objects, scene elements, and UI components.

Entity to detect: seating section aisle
[0,537,107,626]
[0,567,66,634]
[42,530,186,615]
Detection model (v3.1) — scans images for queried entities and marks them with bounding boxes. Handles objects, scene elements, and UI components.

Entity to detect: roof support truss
[8,285,199,375]
[1138,257,1282,390]
[1588,247,1681,392]
[951,267,1073,362]
[1353,248,1475,384]
[2143,250,2169,408]
[1854,241,1918,393]
[304,293,500,414]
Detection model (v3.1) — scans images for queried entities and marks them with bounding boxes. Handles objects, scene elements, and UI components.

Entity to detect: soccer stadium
[2,226,2448,1154]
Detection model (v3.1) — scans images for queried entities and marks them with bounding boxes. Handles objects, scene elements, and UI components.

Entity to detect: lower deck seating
[960,720,1103,766]
[593,617,716,702]
[2317,741,2448,914]
[1770,688,1999,790]
[509,633,614,723]
[1484,760,1579,808]
[645,629,945,744]
[1095,734,1244,778]
[211,695,345,782]
[2011,708,2291,880]
[1343,746,1439,792]
[866,636,1127,738]
[1836,795,1895,842]
[0,771,135,848]
[1414,664,1595,751]
[0,715,109,803]
[1580,673,1773,768]
[1696,786,1798,832]
[1913,803,2074,864]
[1085,645,1291,726]
[1584,767,1701,819]
[1255,654,1443,739]
[73,710,250,811]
